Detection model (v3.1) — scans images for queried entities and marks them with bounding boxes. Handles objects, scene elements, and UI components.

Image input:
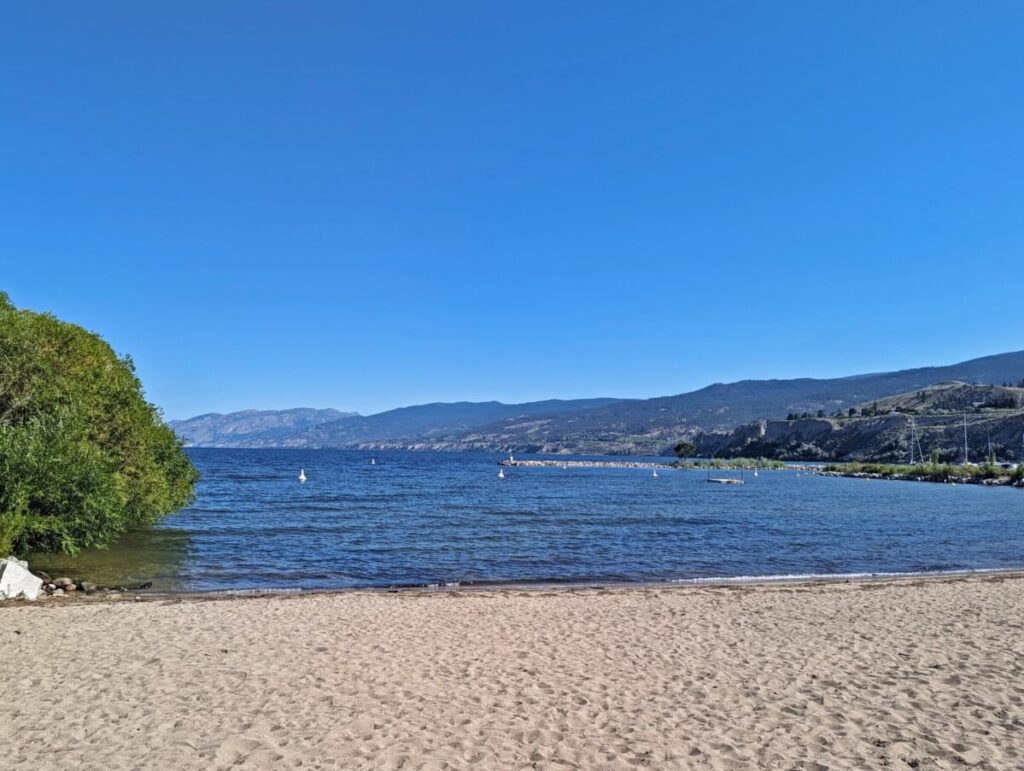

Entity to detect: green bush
[822,460,1021,485]
[672,440,695,459]
[0,293,198,555]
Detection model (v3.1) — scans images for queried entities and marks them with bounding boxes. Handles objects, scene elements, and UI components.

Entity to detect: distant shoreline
[14,566,1024,607]
[819,462,1024,488]
[498,458,794,470]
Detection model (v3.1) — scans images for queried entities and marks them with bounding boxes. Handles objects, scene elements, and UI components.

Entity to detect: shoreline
[11,565,1024,606]
[819,468,1024,488]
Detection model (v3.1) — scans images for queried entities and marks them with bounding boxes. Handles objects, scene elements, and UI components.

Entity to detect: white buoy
[370,457,376,465]
[298,468,307,483]
[498,467,505,479]
[754,469,759,477]
[652,468,658,478]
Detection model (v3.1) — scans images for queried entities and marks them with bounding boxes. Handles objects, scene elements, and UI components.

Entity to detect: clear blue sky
[3,2,1022,419]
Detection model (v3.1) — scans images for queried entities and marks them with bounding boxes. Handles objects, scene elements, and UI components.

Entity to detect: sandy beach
[2,574,1023,770]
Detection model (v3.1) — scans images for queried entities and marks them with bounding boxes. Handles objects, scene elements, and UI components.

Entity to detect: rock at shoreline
[54,577,73,589]
[0,557,43,601]
[80,581,97,594]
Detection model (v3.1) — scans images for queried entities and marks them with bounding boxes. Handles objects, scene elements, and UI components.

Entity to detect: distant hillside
[696,382,1024,463]
[171,350,1024,453]
[170,408,357,447]
[174,399,622,448]
[293,398,623,448]
[423,351,1024,454]
[852,381,1024,415]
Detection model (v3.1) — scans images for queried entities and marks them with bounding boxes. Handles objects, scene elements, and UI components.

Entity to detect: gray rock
[52,588,64,596]
[54,577,73,588]
[79,581,97,594]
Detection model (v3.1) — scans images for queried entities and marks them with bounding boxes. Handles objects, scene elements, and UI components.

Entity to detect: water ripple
[31,448,1024,592]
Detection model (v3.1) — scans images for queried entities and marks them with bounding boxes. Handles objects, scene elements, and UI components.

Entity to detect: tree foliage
[0,293,198,555]
[822,461,1024,485]
[672,440,695,459]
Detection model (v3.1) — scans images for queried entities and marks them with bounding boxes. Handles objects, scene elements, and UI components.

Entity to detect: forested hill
[544,349,1024,433]
[412,350,1024,454]
[171,350,1024,453]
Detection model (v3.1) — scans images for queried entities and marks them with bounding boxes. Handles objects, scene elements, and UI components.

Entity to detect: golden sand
[2,573,1023,769]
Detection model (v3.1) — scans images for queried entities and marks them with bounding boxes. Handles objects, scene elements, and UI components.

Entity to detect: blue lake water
[33,448,1024,592]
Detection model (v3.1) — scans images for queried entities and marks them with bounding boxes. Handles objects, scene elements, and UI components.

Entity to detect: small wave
[201,587,305,596]
[668,567,1009,585]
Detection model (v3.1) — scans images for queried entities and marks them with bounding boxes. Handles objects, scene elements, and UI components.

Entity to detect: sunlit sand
[3,573,1022,769]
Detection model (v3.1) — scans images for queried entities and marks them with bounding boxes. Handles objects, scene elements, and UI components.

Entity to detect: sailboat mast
[908,417,924,465]
[963,414,969,464]
[912,419,923,464]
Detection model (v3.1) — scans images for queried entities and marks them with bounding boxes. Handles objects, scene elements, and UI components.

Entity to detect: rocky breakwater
[500,458,794,471]
[499,459,670,469]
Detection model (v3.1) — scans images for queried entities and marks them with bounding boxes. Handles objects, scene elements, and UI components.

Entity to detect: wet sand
[2,573,1023,769]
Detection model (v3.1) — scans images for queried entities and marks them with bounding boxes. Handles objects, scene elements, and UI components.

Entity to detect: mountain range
[169,350,1024,455]
[170,399,621,449]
